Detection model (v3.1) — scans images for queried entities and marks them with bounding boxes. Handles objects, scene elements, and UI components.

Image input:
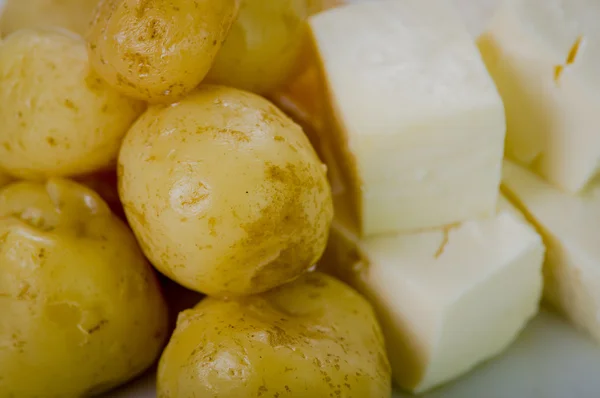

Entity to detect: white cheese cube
[320,197,544,393]
[309,0,506,236]
[502,160,600,342]
[479,0,600,193]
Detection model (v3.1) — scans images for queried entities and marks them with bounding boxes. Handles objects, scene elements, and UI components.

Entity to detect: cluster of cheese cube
[275,0,600,392]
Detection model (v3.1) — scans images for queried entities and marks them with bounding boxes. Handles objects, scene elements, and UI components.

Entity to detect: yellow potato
[0,179,169,397]
[0,28,144,180]
[308,0,344,14]
[87,0,239,103]
[0,0,99,37]
[206,0,309,94]
[118,85,333,297]
[157,272,392,398]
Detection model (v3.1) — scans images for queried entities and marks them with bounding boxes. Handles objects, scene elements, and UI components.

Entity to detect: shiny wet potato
[0,0,99,37]
[0,28,144,180]
[0,179,169,397]
[87,0,239,103]
[207,0,309,94]
[157,272,392,398]
[118,85,333,297]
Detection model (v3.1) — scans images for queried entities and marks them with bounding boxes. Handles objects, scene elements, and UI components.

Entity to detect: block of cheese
[502,160,600,342]
[478,0,600,193]
[320,197,544,393]
[309,0,506,236]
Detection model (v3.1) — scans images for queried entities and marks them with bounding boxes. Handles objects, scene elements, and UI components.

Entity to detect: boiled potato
[0,179,169,397]
[157,272,392,398]
[0,28,144,180]
[87,0,239,102]
[206,0,309,94]
[118,85,333,297]
[0,0,99,37]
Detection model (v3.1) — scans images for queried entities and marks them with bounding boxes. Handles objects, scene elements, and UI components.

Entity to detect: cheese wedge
[478,0,600,193]
[320,197,544,393]
[309,0,506,236]
[502,160,600,342]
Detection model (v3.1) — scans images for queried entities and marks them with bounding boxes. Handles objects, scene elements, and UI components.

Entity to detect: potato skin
[0,28,145,180]
[0,0,99,37]
[157,272,392,398]
[118,85,333,297]
[87,0,239,103]
[0,179,169,398]
[206,0,309,94]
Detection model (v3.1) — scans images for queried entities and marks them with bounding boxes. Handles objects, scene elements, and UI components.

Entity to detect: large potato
[206,0,309,94]
[0,0,99,37]
[118,85,333,297]
[0,179,169,397]
[157,272,392,398]
[87,0,239,103]
[0,28,144,180]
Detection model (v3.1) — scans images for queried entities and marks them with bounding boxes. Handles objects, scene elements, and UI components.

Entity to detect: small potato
[0,28,144,180]
[119,85,333,296]
[87,0,239,102]
[0,0,99,37]
[206,0,309,94]
[0,179,169,397]
[157,272,392,398]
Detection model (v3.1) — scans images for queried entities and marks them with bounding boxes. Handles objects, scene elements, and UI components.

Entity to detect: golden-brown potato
[0,179,169,397]
[206,0,309,94]
[118,85,333,297]
[0,0,99,37]
[157,272,392,398]
[0,28,144,180]
[87,0,239,103]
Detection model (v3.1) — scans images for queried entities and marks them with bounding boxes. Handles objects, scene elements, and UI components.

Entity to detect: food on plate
[206,0,309,94]
[157,272,391,398]
[0,0,99,37]
[86,0,239,103]
[502,160,600,342]
[309,0,505,236]
[118,85,333,297]
[0,179,169,397]
[478,0,600,193]
[0,28,144,180]
[320,197,544,393]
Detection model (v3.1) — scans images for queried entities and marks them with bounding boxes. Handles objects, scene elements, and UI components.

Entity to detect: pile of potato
[0,1,391,397]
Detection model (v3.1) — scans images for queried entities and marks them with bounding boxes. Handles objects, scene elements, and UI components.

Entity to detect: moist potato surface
[207,0,309,94]
[87,0,240,102]
[0,28,145,179]
[157,272,392,398]
[118,85,333,297]
[0,179,169,397]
